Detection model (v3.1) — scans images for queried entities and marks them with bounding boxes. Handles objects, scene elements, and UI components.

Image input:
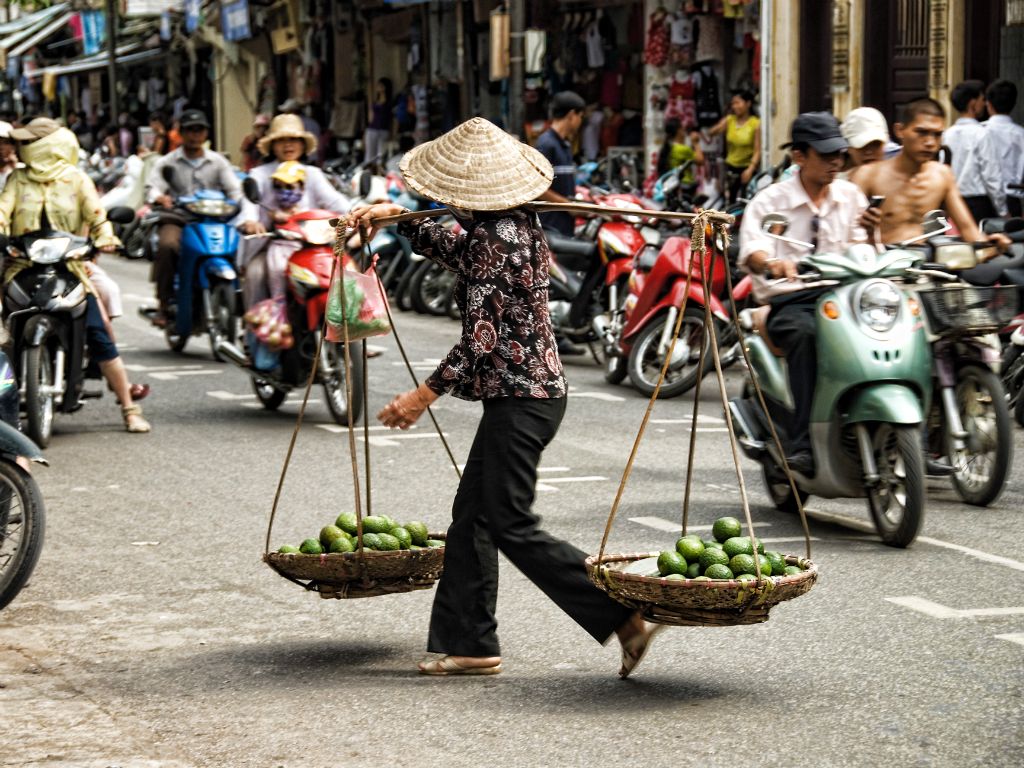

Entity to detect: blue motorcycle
[140,170,241,360]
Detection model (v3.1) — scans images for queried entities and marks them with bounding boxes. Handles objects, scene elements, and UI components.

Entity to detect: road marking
[207,390,255,400]
[917,536,1024,574]
[317,424,419,434]
[570,391,626,402]
[127,363,223,381]
[242,400,321,408]
[368,433,441,447]
[127,364,209,372]
[886,596,1024,619]
[995,633,1024,647]
[651,416,725,424]
[629,517,772,533]
[149,370,223,381]
[534,476,606,484]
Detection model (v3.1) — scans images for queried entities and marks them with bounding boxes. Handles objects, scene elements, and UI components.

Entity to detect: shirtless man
[851,97,1007,251]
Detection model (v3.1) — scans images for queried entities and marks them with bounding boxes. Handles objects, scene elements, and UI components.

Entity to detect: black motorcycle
[0,208,135,447]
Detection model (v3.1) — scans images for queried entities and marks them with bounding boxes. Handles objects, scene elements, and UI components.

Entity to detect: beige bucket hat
[258,113,316,156]
[399,117,554,211]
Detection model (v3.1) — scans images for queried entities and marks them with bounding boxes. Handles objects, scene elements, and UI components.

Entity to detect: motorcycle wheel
[446,285,461,320]
[323,342,365,426]
[866,424,924,548]
[0,460,46,611]
[122,225,146,260]
[252,377,287,410]
[207,283,239,363]
[163,307,188,354]
[946,364,1012,507]
[411,263,455,316]
[626,308,711,399]
[761,463,809,514]
[24,345,55,449]
[604,353,628,385]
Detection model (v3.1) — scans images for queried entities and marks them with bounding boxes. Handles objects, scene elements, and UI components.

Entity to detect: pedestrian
[166,118,182,152]
[839,107,891,170]
[941,80,1005,221]
[656,116,704,184]
[0,118,150,432]
[0,122,18,191]
[240,113,271,171]
[534,91,588,355]
[147,111,169,155]
[982,79,1024,217]
[707,90,761,203]
[349,117,662,679]
[363,78,393,166]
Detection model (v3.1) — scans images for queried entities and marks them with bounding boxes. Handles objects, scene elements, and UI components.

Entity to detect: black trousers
[427,396,633,657]
[963,195,997,224]
[1009,197,1022,218]
[766,300,818,454]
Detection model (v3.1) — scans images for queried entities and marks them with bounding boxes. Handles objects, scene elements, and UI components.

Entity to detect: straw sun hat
[399,117,553,211]
[258,113,316,156]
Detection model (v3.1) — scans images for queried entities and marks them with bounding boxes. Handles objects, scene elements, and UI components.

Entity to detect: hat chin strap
[446,205,473,220]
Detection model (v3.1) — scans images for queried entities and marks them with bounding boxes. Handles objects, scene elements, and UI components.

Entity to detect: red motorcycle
[216,206,364,425]
[606,225,752,398]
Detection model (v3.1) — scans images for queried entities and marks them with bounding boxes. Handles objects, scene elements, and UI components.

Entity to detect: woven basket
[585,552,817,626]
[264,533,446,599]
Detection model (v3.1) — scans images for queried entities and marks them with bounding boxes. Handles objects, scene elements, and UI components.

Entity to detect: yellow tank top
[725,114,759,168]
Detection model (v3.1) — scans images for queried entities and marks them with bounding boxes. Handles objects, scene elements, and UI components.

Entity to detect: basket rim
[265,531,446,560]
[585,550,817,589]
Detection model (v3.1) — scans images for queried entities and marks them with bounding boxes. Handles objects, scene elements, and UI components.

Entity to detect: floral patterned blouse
[399,209,567,401]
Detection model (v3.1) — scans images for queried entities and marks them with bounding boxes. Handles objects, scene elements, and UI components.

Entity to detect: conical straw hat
[399,117,554,211]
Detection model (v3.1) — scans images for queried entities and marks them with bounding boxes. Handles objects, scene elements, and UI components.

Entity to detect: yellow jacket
[0,127,116,290]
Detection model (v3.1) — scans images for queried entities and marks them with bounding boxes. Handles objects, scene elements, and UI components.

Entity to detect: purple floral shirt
[399,210,567,401]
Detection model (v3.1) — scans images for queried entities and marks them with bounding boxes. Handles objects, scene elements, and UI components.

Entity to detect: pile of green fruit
[655,516,806,583]
[277,514,444,555]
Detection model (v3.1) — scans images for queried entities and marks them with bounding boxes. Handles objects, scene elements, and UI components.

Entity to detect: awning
[31,44,163,78]
[7,11,73,59]
[0,3,70,52]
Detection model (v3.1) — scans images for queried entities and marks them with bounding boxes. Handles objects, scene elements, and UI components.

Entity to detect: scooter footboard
[842,384,924,426]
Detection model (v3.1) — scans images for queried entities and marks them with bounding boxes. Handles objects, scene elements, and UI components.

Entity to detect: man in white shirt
[739,112,870,475]
[984,79,1024,217]
[943,80,1005,221]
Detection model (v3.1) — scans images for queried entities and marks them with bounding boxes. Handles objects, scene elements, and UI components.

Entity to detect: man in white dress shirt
[739,112,870,475]
[943,80,1005,221]
[984,80,1024,217]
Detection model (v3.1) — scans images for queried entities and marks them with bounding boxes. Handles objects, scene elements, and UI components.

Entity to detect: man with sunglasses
[739,112,871,476]
[144,109,241,326]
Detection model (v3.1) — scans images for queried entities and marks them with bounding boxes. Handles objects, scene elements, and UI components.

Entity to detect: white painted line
[317,424,418,434]
[651,416,725,424]
[123,293,154,303]
[207,390,256,400]
[759,536,822,544]
[538,467,570,473]
[126,364,208,372]
[917,536,1024,574]
[800,508,877,535]
[533,476,606,484]
[886,596,1024,619]
[369,433,441,447]
[570,391,626,402]
[630,517,773,533]
[242,400,321,409]
[995,633,1024,647]
[150,370,223,381]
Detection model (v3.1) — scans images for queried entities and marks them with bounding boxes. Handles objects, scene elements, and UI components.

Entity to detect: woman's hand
[239,220,266,235]
[377,383,438,430]
[97,244,117,254]
[740,166,755,185]
[348,203,406,243]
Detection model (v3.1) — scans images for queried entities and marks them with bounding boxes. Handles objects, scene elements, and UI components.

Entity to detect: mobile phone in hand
[869,195,885,209]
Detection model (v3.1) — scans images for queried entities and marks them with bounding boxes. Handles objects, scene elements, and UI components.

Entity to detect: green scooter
[729,215,936,547]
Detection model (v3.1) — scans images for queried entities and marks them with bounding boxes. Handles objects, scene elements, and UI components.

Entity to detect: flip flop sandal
[418,656,503,676]
[113,383,151,405]
[619,623,666,679]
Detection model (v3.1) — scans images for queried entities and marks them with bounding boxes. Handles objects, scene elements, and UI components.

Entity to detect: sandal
[122,404,151,434]
[619,623,666,679]
[112,383,150,405]
[418,656,502,676]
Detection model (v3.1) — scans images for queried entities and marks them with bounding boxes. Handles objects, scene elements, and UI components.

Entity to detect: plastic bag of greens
[326,259,391,342]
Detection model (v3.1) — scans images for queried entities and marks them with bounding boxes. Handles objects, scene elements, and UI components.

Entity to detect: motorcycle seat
[544,231,598,271]
[749,305,785,357]
[958,246,1024,286]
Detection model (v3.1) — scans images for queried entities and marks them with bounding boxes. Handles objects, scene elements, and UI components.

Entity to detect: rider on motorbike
[739,112,872,476]
[0,118,150,432]
[237,114,349,308]
[144,109,242,327]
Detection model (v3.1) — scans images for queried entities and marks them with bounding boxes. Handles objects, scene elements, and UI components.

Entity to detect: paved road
[1,255,1022,767]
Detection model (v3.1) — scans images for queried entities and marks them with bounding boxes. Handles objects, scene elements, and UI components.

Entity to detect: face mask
[275,188,303,208]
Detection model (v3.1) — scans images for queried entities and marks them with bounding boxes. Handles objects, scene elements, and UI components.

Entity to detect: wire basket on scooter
[917,285,1018,337]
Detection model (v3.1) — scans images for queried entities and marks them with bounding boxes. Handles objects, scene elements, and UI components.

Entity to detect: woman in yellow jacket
[0,118,150,432]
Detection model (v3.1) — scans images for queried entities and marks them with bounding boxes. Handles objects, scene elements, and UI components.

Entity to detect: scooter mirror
[106,206,135,225]
[242,177,260,203]
[922,209,947,234]
[761,212,789,236]
[933,243,978,270]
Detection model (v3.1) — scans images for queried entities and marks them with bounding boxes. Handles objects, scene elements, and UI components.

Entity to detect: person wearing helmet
[237,113,349,309]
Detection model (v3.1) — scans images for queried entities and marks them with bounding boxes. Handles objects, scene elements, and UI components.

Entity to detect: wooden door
[863,0,929,123]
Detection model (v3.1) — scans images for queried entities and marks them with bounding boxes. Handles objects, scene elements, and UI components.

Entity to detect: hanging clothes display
[643,9,670,67]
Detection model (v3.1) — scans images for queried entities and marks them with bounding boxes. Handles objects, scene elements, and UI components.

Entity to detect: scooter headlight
[856,280,902,333]
[185,199,238,218]
[28,237,70,264]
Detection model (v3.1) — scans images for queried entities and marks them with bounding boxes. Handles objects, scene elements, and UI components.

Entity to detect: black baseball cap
[180,109,210,129]
[780,111,848,154]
